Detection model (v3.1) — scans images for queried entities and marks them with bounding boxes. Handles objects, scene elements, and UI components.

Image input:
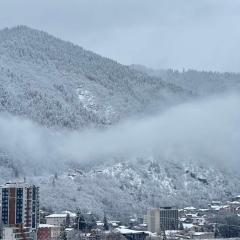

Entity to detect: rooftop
[0,182,37,188]
[184,206,196,210]
[116,228,145,235]
[39,224,60,228]
[46,212,76,218]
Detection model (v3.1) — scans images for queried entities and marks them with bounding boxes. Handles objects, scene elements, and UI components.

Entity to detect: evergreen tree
[74,209,80,230]
[88,215,97,231]
[103,213,109,231]
[52,177,56,187]
[54,172,58,180]
[179,222,184,230]
[65,213,71,228]
[75,209,86,231]
[214,215,240,238]
[58,228,67,240]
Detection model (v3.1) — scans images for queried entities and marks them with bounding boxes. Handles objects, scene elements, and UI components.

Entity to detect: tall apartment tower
[147,207,179,234]
[0,183,40,230]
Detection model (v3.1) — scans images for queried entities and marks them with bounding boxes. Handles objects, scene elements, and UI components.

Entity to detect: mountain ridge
[0,26,192,129]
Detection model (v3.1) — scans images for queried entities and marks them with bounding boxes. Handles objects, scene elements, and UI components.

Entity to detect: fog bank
[0,94,239,171]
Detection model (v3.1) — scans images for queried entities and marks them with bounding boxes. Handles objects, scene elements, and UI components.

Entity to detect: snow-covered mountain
[32,159,240,219]
[0,26,240,219]
[0,26,190,129]
[131,64,240,96]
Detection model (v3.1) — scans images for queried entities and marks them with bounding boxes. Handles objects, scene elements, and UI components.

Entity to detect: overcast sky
[0,0,240,72]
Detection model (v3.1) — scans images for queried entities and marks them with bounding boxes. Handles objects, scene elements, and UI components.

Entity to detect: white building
[46,212,76,226]
[2,227,33,240]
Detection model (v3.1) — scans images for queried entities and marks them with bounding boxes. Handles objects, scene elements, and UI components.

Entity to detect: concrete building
[0,182,40,240]
[147,207,179,234]
[2,226,33,240]
[45,214,68,226]
[45,212,76,226]
[143,215,148,225]
[37,224,61,240]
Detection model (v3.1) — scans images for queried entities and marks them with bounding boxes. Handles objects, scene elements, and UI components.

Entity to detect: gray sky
[0,0,240,72]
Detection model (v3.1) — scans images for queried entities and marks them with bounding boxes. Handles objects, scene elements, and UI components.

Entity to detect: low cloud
[0,94,239,173]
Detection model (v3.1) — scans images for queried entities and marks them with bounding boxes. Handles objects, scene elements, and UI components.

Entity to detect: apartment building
[0,182,40,240]
[2,226,33,240]
[147,207,179,234]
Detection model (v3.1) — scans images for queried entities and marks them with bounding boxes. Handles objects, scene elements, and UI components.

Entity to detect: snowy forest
[0,26,240,219]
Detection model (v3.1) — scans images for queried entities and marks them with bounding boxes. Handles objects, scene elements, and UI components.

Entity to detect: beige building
[45,212,76,226]
[2,227,34,240]
[46,214,67,226]
[147,207,178,234]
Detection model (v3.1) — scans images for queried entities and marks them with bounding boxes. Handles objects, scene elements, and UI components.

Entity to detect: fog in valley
[0,93,239,173]
[1,0,240,224]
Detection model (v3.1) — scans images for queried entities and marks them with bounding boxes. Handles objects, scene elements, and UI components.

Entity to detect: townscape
[0,182,240,240]
[1,1,240,240]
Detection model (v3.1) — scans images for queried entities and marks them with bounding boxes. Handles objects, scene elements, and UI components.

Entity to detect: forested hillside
[0,26,239,218]
[0,26,190,129]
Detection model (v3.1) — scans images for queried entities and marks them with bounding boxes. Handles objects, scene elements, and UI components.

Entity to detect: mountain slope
[0,26,239,219]
[28,159,240,219]
[131,64,240,96]
[0,26,190,129]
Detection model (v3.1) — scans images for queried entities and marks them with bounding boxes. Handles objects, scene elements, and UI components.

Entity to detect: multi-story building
[45,211,76,226]
[37,224,61,240]
[147,207,179,234]
[0,182,40,240]
[45,213,68,226]
[2,226,33,240]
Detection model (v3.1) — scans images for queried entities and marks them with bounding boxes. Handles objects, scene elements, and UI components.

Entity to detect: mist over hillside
[131,64,240,96]
[0,26,240,218]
